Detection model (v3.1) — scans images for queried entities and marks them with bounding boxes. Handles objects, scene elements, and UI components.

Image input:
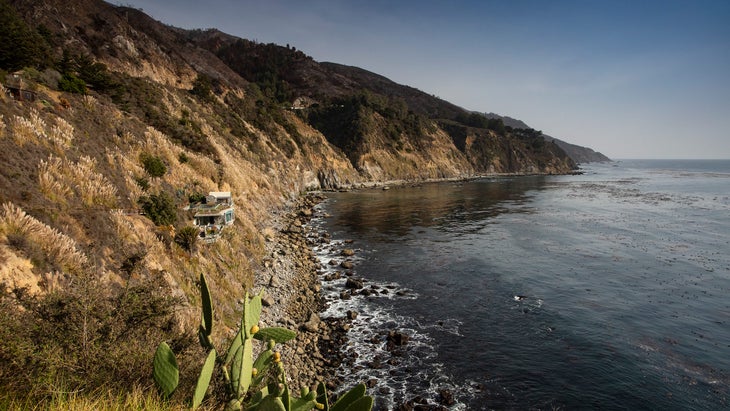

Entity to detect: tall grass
[9,109,75,150]
[0,272,197,410]
[38,156,72,205]
[11,112,40,146]
[0,202,89,275]
[38,155,118,208]
[48,117,74,148]
[81,94,97,111]
[0,386,189,411]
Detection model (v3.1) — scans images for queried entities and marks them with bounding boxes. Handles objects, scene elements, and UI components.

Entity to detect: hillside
[482,112,611,163]
[0,0,597,406]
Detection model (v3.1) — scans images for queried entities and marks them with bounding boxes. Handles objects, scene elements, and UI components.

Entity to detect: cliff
[0,0,600,404]
[482,112,611,163]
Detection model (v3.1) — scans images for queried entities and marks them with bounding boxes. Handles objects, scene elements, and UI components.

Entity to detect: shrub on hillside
[139,152,167,178]
[138,192,176,226]
[0,275,198,404]
[58,72,87,94]
[188,192,206,204]
[174,226,199,254]
[0,1,52,71]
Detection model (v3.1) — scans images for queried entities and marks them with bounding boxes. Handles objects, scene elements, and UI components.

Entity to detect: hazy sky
[118,0,730,159]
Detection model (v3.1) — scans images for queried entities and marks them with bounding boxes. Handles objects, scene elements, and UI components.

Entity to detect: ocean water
[310,160,730,410]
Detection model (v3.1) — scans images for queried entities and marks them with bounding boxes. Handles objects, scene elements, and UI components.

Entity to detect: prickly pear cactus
[152,341,179,399]
[192,348,217,409]
[153,273,374,410]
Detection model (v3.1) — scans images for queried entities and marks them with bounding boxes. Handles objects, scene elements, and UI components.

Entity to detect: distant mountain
[482,113,611,163]
[543,135,610,163]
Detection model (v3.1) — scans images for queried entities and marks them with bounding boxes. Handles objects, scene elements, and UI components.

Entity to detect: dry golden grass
[9,109,77,152]
[38,155,118,208]
[75,156,119,207]
[11,113,39,146]
[0,389,199,411]
[81,94,98,111]
[38,155,73,205]
[143,127,179,167]
[48,116,75,148]
[139,126,218,194]
[108,211,170,275]
[0,114,6,139]
[0,202,89,275]
[27,386,191,411]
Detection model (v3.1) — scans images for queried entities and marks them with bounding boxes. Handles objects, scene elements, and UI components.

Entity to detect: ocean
[310,160,730,410]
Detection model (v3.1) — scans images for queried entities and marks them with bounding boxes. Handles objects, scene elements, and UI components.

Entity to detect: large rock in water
[386,330,410,351]
[345,278,364,289]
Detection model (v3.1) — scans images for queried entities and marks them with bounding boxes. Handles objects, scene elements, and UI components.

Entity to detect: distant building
[290,96,313,110]
[191,192,235,242]
[4,73,37,102]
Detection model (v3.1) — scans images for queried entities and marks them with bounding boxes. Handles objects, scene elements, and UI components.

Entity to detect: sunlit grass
[38,155,118,208]
[0,202,88,275]
[0,386,191,411]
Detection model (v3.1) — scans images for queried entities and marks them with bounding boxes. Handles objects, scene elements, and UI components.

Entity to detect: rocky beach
[255,191,457,410]
[254,192,382,400]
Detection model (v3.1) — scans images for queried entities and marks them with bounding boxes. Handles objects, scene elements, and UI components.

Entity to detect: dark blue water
[311,160,730,410]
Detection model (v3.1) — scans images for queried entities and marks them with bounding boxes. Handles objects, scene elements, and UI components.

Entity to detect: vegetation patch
[138,192,177,226]
[0,274,197,407]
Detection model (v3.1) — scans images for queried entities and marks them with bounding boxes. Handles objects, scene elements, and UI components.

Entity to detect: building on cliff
[190,192,235,242]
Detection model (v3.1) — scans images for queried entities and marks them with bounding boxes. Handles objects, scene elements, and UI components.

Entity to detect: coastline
[252,180,451,390]
[255,188,464,410]
[253,171,586,404]
[254,193,349,394]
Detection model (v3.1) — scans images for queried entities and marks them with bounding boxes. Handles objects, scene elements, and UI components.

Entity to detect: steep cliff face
[545,136,611,163]
[1,0,580,319]
[482,112,611,163]
[190,31,578,176]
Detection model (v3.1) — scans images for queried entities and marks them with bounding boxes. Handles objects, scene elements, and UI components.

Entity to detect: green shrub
[58,72,87,94]
[0,1,52,71]
[134,176,150,191]
[139,153,167,178]
[188,192,206,204]
[190,74,214,102]
[174,226,199,254]
[138,192,176,226]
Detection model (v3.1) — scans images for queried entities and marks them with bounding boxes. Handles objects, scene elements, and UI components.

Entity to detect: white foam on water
[308,203,472,409]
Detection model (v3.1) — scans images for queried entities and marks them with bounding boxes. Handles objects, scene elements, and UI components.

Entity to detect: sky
[117,0,730,159]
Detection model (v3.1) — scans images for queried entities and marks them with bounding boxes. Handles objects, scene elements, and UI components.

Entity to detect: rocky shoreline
[255,190,459,410]
[254,193,349,395]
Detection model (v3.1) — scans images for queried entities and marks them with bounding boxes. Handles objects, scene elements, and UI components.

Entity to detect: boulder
[345,278,364,289]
